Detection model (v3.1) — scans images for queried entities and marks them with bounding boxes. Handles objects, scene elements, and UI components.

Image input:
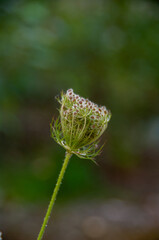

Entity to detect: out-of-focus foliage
[0,0,159,203]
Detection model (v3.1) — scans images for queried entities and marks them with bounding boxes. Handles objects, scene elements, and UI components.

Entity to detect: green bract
[51,89,111,161]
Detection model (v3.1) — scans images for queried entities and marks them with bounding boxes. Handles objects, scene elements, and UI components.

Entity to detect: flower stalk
[37,151,72,240]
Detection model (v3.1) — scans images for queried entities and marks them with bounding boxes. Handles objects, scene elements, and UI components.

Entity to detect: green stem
[37,151,72,240]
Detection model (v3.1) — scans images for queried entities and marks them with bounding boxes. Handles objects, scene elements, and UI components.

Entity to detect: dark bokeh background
[0,0,159,239]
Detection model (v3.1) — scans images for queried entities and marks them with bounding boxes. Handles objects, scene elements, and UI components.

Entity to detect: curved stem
[37,151,72,240]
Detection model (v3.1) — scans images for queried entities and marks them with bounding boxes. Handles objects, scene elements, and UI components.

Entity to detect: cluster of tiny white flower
[62,89,111,134]
[51,88,111,159]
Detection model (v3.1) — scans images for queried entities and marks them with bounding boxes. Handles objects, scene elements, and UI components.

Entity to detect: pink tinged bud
[104,110,107,114]
[68,89,73,92]
[101,106,106,111]
[79,101,82,104]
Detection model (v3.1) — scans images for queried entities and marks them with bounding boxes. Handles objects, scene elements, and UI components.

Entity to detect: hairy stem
[37,151,72,240]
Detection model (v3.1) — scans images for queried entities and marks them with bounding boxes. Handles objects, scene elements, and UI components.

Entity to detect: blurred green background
[0,0,159,239]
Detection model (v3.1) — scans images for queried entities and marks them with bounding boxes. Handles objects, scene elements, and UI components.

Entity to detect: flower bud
[51,89,111,160]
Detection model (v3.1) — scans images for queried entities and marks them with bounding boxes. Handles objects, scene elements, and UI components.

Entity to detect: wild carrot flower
[51,89,111,161]
[37,89,111,240]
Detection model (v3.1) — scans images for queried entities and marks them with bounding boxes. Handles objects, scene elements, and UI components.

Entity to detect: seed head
[51,89,111,161]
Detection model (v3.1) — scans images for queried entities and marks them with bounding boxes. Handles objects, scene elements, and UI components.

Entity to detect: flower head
[51,89,111,161]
